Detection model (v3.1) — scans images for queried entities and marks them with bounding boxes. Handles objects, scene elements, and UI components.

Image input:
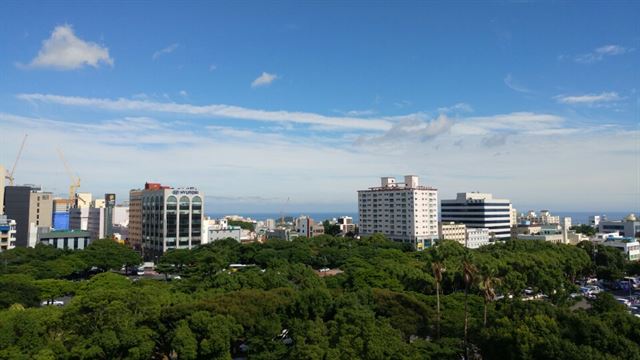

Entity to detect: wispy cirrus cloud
[569,44,633,64]
[251,72,278,88]
[504,73,532,93]
[152,43,179,60]
[16,93,391,131]
[18,24,113,70]
[554,92,623,105]
[438,102,474,114]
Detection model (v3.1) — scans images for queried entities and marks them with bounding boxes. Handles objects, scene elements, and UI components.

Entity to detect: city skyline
[1,2,638,212]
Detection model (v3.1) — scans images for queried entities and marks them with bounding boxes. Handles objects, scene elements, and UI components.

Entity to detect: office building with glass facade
[141,187,203,261]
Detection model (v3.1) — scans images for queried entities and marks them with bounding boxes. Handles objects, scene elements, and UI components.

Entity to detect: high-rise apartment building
[441,192,512,240]
[4,185,53,247]
[141,186,204,261]
[358,175,438,250]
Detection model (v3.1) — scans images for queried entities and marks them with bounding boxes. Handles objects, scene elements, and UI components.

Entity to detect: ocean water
[206,212,359,223]
[206,211,638,225]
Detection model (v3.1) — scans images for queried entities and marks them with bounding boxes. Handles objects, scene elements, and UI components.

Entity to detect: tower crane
[5,134,28,186]
[56,148,81,205]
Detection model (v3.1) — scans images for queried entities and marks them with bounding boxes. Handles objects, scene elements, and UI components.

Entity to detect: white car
[41,300,64,306]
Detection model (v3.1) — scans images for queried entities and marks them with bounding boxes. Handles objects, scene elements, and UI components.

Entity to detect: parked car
[41,300,64,306]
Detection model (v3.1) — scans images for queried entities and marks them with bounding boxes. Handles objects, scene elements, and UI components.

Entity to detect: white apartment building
[466,228,491,249]
[337,216,356,235]
[589,215,601,227]
[0,215,17,251]
[358,175,438,250]
[441,192,512,240]
[203,218,242,243]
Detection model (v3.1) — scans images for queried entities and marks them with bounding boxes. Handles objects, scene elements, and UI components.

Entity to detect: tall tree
[477,267,498,327]
[462,257,477,360]
[431,261,445,339]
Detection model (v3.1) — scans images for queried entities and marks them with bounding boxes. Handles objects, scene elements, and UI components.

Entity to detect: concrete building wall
[69,207,90,231]
[466,228,491,249]
[4,186,53,247]
[112,206,129,226]
[439,222,466,244]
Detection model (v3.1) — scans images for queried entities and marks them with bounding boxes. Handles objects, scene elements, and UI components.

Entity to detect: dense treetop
[0,236,638,359]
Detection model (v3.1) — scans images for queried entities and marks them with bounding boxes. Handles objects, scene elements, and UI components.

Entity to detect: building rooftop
[39,230,91,238]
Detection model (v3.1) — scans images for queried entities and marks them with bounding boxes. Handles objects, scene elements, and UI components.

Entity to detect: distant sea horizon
[205,211,638,225]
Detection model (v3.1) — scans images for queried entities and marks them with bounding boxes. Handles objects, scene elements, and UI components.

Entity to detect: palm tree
[431,261,445,339]
[478,268,499,327]
[462,258,477,360]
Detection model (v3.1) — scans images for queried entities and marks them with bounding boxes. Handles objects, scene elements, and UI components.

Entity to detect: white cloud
[336,109,377,117]
[20,24,113,70]
[179,90,188,97]
[554,92,623,105]
[573,44,633,64]
[209,64,217,71]
[152,43,179,60]
[1,110,636,212]
[251,72,278,88]
[16,93,392,131]
[504,73,532,93]
[438,102,474,113]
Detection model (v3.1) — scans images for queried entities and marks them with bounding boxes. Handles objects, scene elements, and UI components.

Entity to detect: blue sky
[0,1,638,213]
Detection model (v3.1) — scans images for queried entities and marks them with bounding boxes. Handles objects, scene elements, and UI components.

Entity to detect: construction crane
[56,148,81,205]
[5,134,28,186]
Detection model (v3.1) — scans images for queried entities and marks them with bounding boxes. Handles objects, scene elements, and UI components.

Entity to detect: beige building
[4,185,53,247]
[358,175,439,250]
[75,192,92,208]
[439,222,466,243]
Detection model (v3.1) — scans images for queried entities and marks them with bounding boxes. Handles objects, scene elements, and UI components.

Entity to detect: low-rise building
[337,216,356,235]
[439,222,466,244]
[599,236,640,261]
[0,215,17,251]
[598,214,640,238]
[267,228,300,241]
[295,215,325,238]
[466,227,491,249]
[38,230,92,250]
[204,218,243,242]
